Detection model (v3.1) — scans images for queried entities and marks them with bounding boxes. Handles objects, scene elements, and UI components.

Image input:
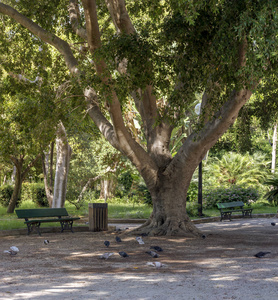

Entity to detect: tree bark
[7,160,23,213]
[42,150,53,207]
[100,178,116,202]
[7,154,41,213]
[271,123,277,174]
[134,171,202,237]
[52,122,72,208]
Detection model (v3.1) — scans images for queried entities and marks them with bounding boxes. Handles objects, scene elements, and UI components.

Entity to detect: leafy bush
[187,182,198,202]
[0,185,14,207]
[203,185,259,209]
[21,183,48,207]
[263,176,278,205]
[186,202,200,217]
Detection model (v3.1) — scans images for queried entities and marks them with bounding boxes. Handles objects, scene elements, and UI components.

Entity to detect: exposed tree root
[129,216,203,237]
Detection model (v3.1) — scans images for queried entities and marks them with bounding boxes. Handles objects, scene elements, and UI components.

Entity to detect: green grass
[0,199,153,231]
[0,198,277,231]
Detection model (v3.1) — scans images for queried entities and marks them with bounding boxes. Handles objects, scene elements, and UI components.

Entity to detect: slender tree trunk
[42,152,53,207]
[100,178,115,202]
[271,122,277,174]
[7,160,23,213]
[11,166,16,183]
[7,154,41,213]
[52,122,72,208]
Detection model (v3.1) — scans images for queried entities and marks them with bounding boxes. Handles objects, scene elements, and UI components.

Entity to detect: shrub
[203,185,259,209]
[263,176,278,205]
[21,183,49,207]
[187,182,198,202]
[0,185,14,207]
[186,202,200,217]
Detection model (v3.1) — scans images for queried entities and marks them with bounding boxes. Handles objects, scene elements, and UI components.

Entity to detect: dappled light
[1,218,278,299]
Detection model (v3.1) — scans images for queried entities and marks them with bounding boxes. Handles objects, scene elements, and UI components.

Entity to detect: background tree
[0,1,277,235]
[0,77,55,212]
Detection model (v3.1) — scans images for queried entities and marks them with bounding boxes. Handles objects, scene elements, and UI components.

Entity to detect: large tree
[0,0,277,236]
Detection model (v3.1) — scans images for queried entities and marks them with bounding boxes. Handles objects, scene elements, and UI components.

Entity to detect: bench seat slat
[24,217,80,224]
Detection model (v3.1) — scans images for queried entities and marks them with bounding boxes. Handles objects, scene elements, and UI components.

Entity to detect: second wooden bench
[216,201,253,221]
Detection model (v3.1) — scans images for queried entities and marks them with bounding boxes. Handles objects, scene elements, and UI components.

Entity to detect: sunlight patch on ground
[209,274,240,281]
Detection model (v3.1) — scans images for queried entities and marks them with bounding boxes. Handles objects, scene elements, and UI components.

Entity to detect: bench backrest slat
[15,208,69,219]
[216,201,245,209]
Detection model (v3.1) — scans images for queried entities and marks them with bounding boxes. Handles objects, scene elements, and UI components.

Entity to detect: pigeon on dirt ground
[146,251,159,258]
[150,246,163,252]
[146,262,165,268]
[115,236,122,243]
[44,240,49,245]
[4,246,19,256]
[104,241,110,247]
[99,252,114,259]
[136,237,145,244]
[254,251,271,258]
[119,251,129,257]
[271,222,276,226]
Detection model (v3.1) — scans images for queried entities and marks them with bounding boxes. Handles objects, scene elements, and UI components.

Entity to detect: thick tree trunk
[52,122,72,208]
[134,172,202,237]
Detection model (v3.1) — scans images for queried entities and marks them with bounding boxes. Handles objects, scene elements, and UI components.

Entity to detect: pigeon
[115,236,122,243]
[146,251,159,258]
[150,246,163,252]
[44,240,49,245]
[99,252,114,259]
[104,241,110,247]
[254,251,271,258]
[146,262,165,268]
[119,251,129,257]
[4,246,19,256]
[271,222,276,226]
[136,236,145,244]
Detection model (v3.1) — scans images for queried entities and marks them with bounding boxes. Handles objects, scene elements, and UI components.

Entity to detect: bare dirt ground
[1,218,278,300]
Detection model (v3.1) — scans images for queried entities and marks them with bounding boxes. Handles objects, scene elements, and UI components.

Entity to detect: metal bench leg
[60,220,74,233]
[221,212,232,221]
[27,223,41,236]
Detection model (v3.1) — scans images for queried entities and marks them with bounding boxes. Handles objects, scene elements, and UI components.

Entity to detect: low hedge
[0,185,14,207]
[21,183,49,207]
[203,185,259,209]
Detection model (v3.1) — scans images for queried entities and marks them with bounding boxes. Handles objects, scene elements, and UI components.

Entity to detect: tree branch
[81,0,102,51]
[0,2,79,73]
[105,0,135,34]
[68,0,87,41]
[105,1,171,166]
[84,87,121,151]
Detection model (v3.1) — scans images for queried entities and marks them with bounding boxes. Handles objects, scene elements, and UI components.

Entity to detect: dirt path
[1,218,278,300]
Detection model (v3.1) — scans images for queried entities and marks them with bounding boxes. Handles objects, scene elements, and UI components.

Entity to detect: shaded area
[0,218,278,299]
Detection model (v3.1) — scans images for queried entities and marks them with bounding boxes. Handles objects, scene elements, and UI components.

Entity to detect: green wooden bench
[216,201,253,221]
[15,208,80,235]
